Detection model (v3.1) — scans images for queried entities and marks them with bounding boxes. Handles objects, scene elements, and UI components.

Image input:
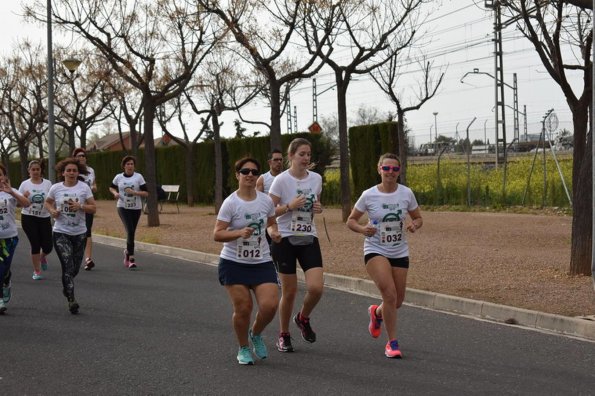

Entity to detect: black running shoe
[294,313,316,343]
[68,296,79,315]
[276,332,294,352]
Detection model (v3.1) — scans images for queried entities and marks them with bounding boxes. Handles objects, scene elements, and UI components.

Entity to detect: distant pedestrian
[0,164,30,314]
[73,148,98,271]
[45,158,96,314]
[346,153,423,358]
[213,157,281,365]
[109,155,148,269]
[268,137,324,352]
[18,160,53,281]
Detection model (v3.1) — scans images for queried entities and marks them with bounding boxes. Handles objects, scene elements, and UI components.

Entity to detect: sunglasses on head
[381,165,400,172]
[239,168,260,176]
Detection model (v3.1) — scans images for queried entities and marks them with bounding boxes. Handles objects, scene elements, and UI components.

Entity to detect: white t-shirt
[262,171,276,194]
[354,184,419,258]
[111,172,146,210]
[47,181,93,235]
[19,178,52,218]
[81,166,96,190]
[269,170,322,238]
[0,189,20,239]
[217,191,275,264]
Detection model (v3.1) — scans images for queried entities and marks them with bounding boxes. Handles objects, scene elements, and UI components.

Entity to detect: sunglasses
[270,158,283,162]
[76,154,86,158]
[381,165,401,172]
[239,168,260,176]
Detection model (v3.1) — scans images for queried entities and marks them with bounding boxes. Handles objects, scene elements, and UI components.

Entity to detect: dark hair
[72,147,87,157]
[0,164,6,177]
[268,149,283,160]
[377,153,401,167]
[234,157,261,173]
[121,155,136,169]
[55,158,89,182]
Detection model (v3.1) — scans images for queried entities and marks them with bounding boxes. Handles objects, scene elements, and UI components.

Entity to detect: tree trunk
[569,105,592,275]
[18,144,29,180]
[213,112,223,214]
[185,144,195,207]
[397,110,407,185]
[80,125,88,148]
[68,126,76,154]
[335,73,351,222]
[143,97,160,227]
[37,134,44,159]
[269,81,282,152]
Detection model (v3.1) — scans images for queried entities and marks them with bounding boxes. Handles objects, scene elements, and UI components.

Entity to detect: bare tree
[26,0,225,226]
[105,78,144,156]
[372,58,444,184]
[306,0,427,220]
[502,1,592,275]
[197,0,339,151]
[0,42,49,178]
[156,91,211,206]
[53,48,113,152]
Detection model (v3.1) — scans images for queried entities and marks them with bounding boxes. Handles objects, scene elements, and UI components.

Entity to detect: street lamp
[461,68,520,166]
[47,0,55,181]
[62,58,82,75]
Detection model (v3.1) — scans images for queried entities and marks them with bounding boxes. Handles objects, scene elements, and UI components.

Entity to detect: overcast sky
[0,1,584,146]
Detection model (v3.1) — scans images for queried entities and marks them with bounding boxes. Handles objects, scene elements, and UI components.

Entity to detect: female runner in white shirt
[214,157,281,365]
[109,155,149,269]
[72,148,98,270]
[19,160,53,280]
[347,153,423,359]
[268,138,324,353]
[45,158,96,314]
[0,164,30,314]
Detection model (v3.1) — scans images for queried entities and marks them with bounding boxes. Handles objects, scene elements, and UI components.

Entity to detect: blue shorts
[218,258,278,286]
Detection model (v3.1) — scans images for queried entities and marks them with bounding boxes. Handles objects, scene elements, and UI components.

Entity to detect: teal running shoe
[3,281,11,304]
[249,330,268,359]
[237,346,254,365]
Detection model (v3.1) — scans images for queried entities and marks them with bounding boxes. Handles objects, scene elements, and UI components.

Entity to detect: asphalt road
[1,231,594,395]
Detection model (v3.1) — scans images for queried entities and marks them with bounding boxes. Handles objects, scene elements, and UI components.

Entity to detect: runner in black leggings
[109,155,148,269]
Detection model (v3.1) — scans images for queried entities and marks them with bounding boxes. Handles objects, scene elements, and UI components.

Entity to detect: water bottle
[367,219,378,238]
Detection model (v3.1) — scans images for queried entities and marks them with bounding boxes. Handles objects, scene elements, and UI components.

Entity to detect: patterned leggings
[53,232,86,299]
[0,237,18,287]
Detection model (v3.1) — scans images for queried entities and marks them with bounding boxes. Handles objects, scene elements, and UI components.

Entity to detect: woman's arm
[10,188,30,208]
[213,220,254,242]
[44,197,60,219]
[406,207,423,233]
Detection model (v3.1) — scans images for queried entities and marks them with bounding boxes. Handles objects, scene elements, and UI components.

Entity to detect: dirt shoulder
[91,200,594,317]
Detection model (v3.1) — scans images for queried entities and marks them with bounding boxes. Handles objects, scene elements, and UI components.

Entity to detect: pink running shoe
[127,258,137,270]
[385,339,402,359]
[368,305,383,338]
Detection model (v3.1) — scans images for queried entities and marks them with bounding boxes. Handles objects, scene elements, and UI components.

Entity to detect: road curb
[93,234,595,342]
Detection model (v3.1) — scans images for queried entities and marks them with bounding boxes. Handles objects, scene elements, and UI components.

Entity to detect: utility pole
[433,112,438,153]
[312,78,318,122]
[287,91,292,133]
